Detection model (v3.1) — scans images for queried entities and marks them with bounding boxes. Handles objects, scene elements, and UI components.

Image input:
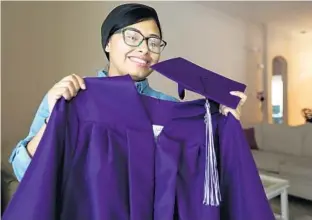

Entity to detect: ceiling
[198,1,312,35]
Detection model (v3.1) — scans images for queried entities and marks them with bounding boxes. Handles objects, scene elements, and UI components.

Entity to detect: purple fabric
[3,76,274,220]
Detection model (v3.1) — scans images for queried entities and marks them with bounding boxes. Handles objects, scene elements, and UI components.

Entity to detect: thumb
[228,109,240,120]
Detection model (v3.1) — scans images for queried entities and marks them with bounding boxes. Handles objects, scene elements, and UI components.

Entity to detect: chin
[128,73,147,81]
[127,68,152,81]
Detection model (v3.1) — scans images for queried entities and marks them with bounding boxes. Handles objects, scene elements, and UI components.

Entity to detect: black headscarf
[101,3,162,60]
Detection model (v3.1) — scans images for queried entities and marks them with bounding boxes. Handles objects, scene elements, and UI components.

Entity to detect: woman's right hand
[47,74,86,114]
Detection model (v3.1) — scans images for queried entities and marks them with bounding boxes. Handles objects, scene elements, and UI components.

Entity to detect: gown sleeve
[218,115,275,220]
[2,98,79,220]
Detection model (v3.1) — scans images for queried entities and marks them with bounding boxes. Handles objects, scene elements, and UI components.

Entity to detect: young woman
[9,3,247,181]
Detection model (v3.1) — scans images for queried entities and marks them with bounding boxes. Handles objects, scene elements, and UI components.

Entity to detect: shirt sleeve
[9,94,50,181]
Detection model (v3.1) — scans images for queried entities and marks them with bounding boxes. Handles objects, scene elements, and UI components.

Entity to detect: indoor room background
[2,1,312,167]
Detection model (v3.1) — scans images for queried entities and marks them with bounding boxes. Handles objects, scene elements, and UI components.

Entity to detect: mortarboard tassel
[203,99,221,206]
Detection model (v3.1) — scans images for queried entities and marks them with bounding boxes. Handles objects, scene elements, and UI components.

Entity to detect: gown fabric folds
[3,75,274,220]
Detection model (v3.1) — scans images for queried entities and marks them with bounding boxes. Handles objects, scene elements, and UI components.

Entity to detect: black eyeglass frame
[115,27,167,54]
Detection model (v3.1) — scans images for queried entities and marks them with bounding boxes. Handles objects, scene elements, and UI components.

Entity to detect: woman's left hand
[219,91,247,120]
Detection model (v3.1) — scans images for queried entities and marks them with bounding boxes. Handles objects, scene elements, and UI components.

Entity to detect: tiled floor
[270,196,312,220]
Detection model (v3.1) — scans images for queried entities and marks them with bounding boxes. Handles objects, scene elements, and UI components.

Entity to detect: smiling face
[105,19,165,81]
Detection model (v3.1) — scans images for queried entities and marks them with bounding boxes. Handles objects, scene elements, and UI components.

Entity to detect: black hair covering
[101,3,162,60]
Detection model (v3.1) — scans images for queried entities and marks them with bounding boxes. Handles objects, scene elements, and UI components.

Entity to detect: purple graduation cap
[151,57,247,206]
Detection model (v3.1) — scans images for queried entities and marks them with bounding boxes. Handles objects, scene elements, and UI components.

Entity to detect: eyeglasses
[116,28,167,54]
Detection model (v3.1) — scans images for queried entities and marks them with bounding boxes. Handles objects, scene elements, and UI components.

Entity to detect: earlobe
[105,43,110,53]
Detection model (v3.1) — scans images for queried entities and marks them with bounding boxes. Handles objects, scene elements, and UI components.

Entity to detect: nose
[137,39,149,54]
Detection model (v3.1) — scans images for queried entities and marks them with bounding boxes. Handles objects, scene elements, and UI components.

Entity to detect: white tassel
[203,99,221,206]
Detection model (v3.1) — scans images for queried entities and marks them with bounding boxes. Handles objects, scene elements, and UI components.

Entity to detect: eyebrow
[127,27,161,39]
[149,33,161,39]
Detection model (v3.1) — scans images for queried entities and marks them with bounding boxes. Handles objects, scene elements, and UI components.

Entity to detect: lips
[128,56,150,67]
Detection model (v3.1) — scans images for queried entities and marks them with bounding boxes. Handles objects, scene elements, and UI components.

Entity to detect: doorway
[271,56,287,124]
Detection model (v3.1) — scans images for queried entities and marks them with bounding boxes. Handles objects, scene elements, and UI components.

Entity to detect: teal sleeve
[9,94,50,181]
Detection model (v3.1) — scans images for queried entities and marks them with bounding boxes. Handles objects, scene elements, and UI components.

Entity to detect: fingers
[219,104,241,120]
[220,91,246,120]
[66,75,80,92]
[49,73,86,106]
[230,91,247,105]
[56,81,77,98]
[62,87,73,100]
[219,105,226,115]
[47,73,86,114]
[52,87,67,99]
[62,74,86,91]
[75,74,86,90]
[67,74,86,90]
[229,108,240,120]
[54,74,86,100]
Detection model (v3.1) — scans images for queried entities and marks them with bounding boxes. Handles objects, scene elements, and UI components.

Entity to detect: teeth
[130,57,148,64]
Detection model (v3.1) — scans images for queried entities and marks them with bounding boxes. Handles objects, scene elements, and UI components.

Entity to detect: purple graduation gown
[3,76,274,220]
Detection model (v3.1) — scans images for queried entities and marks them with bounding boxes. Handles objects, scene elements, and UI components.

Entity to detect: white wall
[266,24,312,125]
[266,25,292,124]
[241,22,264,126]
[2,1,262,164]
[289,31,312,125]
